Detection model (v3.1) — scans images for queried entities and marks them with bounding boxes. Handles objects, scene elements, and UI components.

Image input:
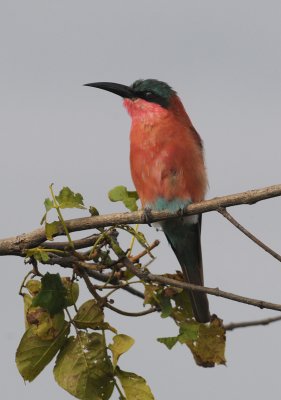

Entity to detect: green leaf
[54,332,114,400]
[122,225,149,248]
[171,290,193,322]
[178,322,200,343]
[116,367,154,400]
[186,318,226,367]
[40,213,47,225]
[32,273,67,315]
[44,198,54,212]
[156,292,173,318]
[157,336,178,350]
[55,187,86,209]
[61,277,79,306]
[16,322,70,382]
[143,284,159,306]
[23,294,33,330]
[134,231,147,247]
[26,308,66,341]
[108,186,139,211]
[25,279,41,296]
[108,334,135,368]
[40,251,50,262]
[74,300,105,329]
[41,198,54,224]
[123,191,139,212]
[108,186,127,201]
[45,221,60,241]
[157,323,200,350]
[26,248,50,263]
[89,206,100,216]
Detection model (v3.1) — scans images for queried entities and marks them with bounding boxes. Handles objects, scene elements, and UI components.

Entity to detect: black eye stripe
[135,91,168,107]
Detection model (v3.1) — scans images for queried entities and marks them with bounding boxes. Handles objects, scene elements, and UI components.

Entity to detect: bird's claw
[176,207,185,218]
[142,207,152,226]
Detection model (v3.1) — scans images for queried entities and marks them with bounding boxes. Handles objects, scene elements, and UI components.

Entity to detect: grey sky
[1,1,281,399]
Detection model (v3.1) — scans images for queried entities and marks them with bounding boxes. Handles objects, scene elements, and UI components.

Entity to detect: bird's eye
[144,91,157,101]
[136,90,167,107]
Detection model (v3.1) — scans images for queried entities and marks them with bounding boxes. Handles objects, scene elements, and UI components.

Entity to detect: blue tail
[162,214,210,323]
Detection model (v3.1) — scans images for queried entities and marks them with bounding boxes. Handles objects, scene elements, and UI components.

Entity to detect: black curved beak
[84,82,135,99]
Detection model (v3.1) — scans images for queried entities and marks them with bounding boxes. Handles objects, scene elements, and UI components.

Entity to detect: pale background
[1,1,281,399]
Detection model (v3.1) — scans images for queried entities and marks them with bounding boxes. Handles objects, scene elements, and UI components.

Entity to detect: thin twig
[48,254,145,300]
[218,207,281,262]
[80,267,155,317]
[41,234,100,250]
[121,257,281,313]
[48,254,110,272]
[1,184,281,255]
[80,268,103,303]
[224,315,281,331]
[105,303,157,317]
[129,240,160,263]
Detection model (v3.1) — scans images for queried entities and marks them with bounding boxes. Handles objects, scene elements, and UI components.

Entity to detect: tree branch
[218,207,281,262]
[41,233,115,251]
[224,315,281,331]
[47,254,146,300]
[1,184,281,256]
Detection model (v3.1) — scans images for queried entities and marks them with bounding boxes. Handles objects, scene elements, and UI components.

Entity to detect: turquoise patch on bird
[148,198,192,212]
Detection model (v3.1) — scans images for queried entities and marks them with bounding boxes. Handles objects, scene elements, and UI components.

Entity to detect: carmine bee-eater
[85,79,210,323]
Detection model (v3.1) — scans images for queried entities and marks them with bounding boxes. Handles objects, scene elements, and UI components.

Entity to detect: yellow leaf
[185,317,226,367]
[109,334,135,368]
[116,367,154,400]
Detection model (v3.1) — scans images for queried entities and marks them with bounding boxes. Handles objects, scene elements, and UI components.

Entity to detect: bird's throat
[123,98,169,121]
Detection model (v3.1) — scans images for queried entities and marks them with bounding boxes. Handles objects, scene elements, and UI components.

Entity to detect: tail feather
[163,215,210,323]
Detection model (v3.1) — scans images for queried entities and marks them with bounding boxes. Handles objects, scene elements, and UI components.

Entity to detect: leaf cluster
[16,185,226,399]
[145,284,226,367]
[17,273,154,400]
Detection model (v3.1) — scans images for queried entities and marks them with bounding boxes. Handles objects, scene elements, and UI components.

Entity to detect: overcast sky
[1,1,281,399]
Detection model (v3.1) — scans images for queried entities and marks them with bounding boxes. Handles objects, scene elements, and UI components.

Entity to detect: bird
[85,79,210,323]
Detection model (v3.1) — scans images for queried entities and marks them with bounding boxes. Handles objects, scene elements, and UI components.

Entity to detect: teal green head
[130,79,176,107]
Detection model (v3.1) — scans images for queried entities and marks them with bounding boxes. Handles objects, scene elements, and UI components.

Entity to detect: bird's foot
[176,206,185,218]
[142,206,152,226]
[176,200,191,219]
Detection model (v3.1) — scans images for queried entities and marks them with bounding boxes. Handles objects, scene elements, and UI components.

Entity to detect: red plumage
[124,95,207,206]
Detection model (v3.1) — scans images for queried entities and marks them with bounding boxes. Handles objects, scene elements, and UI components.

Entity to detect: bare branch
[1,184,281,256]
[41,233,111,251]
[218,207,281,262]
[224,315,281,331]
[104,303,157,317]
[129,240,160,263]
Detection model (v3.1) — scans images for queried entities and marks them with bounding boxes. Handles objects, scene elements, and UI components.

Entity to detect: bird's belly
[131,146,192,205]
[130,124,207,205]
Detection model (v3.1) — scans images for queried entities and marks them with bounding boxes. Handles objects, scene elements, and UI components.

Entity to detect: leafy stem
[49,184,74,249]
[89,227,115,257]
[18,270,33,296]
[127,223,139,257]
[113,377,125,399]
